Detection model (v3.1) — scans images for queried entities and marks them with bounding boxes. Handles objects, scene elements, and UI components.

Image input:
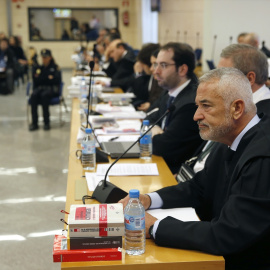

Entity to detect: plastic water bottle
[80,77,88,98]
[124,189,145,255]
[80,108,88,127]
[90,88,98,107]
[140,120,152,159]
[81,128,96,171]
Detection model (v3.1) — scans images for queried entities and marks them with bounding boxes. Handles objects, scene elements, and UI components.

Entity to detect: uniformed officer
[29,49,61,131]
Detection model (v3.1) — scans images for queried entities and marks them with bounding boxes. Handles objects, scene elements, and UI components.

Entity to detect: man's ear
[246,71,256,86]
[178,64,188,77]
[231,99,245,120]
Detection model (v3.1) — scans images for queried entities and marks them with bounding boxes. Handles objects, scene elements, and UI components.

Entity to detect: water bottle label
[82,143,96,154]
[124,214,145,231]
[140,134,151,145]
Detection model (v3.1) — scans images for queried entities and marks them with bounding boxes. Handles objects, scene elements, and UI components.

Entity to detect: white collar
[230,114,260,151]
[168,79,191,98]
[252,84,270,104]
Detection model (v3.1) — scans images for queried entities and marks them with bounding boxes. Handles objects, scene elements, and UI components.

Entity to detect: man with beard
[120,67,270,270]
[144,42,203,173]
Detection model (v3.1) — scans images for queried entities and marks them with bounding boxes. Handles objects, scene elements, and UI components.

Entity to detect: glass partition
[28,8,118,41]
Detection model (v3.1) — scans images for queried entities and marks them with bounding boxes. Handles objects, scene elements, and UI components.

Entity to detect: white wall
[203,0,270,71]
[141,0,158,44]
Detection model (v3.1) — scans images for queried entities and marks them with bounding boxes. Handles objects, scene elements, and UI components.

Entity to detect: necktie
[163,96,175,129]
[167,96,175,109]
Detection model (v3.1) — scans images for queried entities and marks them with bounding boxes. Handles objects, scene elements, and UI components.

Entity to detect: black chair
[26,81,68,126]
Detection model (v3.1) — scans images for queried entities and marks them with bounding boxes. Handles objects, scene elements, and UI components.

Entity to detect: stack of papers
[95,104,135,114]
[99,93,135,101]
[96,163,159,176]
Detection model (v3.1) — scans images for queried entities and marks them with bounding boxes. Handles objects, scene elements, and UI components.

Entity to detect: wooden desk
[62,98,225,270]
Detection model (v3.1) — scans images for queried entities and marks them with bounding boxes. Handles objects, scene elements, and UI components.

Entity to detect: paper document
[103,111,146,119]
[147,207,199,222]
[96,163,159,176]
[97,135,140,143]
[102,119,141,134]
[99,93,135,100]
[95,104,135,114]
[85,173,110,191]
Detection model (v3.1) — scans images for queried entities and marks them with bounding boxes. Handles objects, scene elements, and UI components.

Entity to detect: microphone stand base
[92,180,128,203]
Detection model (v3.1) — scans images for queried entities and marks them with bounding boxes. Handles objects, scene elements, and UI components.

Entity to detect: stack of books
[53,203,124,263]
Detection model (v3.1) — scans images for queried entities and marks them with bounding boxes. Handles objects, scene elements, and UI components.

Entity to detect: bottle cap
[85,128,92,134]
[129,189,140,198]
[142,120,149,126]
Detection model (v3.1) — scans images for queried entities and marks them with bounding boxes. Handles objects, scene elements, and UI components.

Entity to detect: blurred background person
[0,38,15,94]
[29,49,61,131]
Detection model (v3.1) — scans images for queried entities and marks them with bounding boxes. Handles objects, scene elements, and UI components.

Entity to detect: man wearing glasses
[145,42,202,173]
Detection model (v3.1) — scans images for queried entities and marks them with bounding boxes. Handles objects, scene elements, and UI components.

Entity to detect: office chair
[26,81,68,126]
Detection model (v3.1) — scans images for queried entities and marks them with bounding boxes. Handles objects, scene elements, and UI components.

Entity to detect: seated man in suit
[97,39,135,92]
[219,43,270,115]
[144,42,202,173]
[29,49,61,131]
[128,43,163,110]
[177,43,270,177]
[120,67,270,270]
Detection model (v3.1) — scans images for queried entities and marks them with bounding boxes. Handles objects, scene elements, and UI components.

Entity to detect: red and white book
[68,203,125,237]
[53,235,122,262]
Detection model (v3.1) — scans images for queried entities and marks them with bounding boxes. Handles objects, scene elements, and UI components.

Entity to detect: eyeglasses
[153,62,176,70]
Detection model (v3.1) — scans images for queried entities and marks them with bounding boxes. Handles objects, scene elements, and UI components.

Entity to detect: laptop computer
[100,141,140,159]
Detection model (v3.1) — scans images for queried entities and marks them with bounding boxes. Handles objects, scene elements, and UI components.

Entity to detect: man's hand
[151,125,164,137]
[95,81,106,86]
[137,102,150,112]
[118,194,152,210]
[145,212,158,238]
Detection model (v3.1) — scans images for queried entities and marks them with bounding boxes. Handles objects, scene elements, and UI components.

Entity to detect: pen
[109,136,119,141]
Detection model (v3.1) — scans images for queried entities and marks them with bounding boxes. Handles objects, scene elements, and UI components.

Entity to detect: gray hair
[199,67,257,114]
[220,43,268,85]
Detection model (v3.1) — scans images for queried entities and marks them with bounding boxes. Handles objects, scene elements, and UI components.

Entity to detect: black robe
[154,114,270,270]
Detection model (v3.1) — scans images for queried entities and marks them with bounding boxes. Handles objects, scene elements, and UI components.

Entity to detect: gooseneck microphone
[91,104,176,203]
[87,61,95,127]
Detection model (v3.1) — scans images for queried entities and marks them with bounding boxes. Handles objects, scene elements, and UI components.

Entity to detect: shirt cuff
[152,220,161,239]
[147,192,163,209]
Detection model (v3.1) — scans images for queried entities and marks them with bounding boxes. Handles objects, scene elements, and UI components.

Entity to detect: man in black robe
[120,67,270,270]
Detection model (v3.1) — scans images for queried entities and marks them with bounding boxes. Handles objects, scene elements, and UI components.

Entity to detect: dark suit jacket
[256,98,270,115]
[103,50,135,92]
[155,114,270,270]
[145,75,203,173]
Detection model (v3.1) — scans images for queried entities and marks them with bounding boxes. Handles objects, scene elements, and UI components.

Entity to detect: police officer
[29,49,61,131]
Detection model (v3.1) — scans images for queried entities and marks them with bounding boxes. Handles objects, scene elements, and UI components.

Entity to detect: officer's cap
[41,49,52,57]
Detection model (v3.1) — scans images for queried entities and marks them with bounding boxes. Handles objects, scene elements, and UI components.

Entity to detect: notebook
[100,141,140,159]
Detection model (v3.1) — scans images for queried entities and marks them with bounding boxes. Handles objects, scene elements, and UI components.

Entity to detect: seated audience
[0,38,15,94]
[144,42,202,173]
[97,39,136,91]
[9,35,28,83]
[29,49,61,131]
[120,67,270,270]
[128,43,163,110]
[137,48,164,112]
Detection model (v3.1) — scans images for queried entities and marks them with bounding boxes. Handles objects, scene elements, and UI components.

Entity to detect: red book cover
[53,235,122,263]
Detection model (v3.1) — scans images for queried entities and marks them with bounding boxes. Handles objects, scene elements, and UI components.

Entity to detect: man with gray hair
[120,68,270,270]
[218,43,270,114]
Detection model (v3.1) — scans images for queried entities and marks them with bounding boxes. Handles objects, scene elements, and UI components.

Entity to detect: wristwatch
[149,225,154,240]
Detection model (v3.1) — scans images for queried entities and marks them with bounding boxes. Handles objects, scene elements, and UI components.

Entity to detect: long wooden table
[62,98,225,270]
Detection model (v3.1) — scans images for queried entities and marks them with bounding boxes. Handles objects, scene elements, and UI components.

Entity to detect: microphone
[87,61,100,121]
[91,104,176,203]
